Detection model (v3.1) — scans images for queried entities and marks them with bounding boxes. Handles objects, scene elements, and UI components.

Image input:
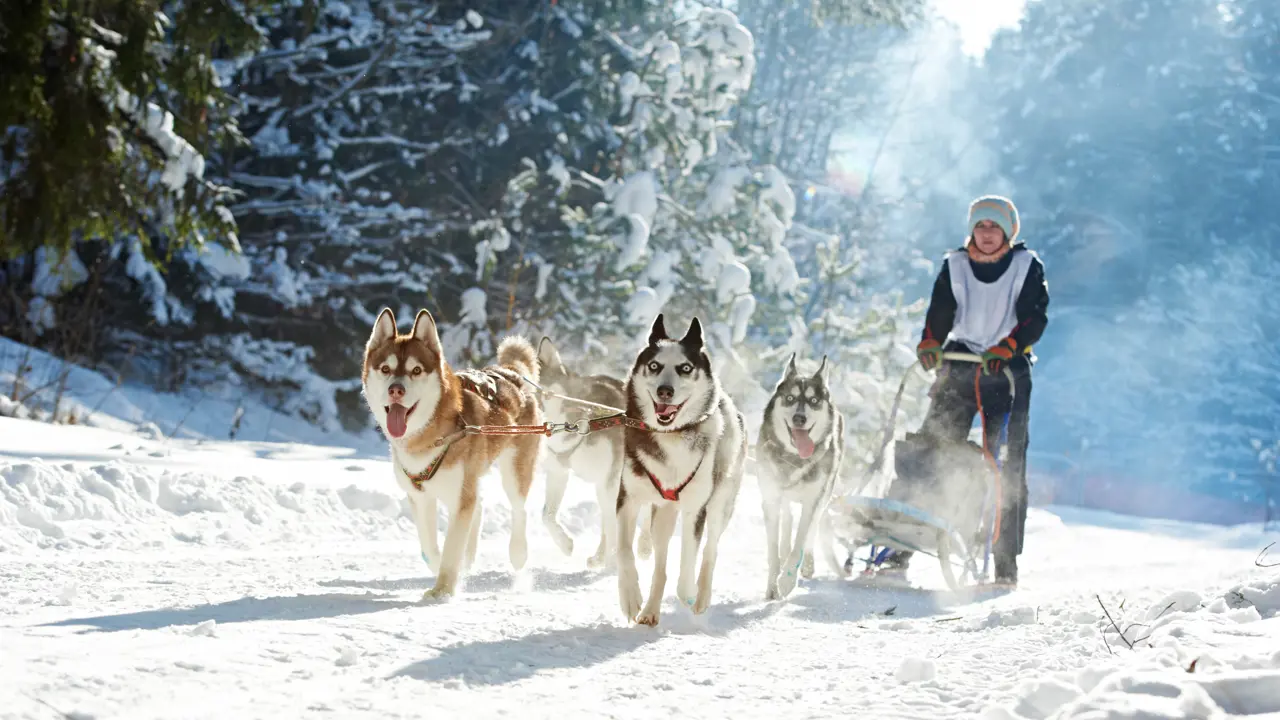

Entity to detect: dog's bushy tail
[497,336,539,383]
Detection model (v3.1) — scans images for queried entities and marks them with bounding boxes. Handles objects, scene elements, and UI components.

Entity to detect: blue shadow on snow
[390,599,783,686]
[39,592,417,633]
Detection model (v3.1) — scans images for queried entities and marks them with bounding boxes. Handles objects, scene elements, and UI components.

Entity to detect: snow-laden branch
[290,5,438,118]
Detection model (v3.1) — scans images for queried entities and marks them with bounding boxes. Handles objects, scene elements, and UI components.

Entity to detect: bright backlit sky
[933,0,1031,58]
[824,0,1035,197]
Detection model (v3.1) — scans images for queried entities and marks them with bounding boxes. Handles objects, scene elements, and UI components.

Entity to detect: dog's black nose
[388,382,406,401]
[656,385,674,402]
[792,413,806,428]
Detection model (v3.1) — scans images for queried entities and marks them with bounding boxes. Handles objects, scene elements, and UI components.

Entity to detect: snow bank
[0,456,410,555]
[988,570,1280,719]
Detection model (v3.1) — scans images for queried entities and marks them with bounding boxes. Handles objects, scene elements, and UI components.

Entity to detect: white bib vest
[946,250,1034,354]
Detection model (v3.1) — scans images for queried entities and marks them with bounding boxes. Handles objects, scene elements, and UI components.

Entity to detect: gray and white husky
[615,314,747,626]
[756,353,846,599]
[535,337,627,568]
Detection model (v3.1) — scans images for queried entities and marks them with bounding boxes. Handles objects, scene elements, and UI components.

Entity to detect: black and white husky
[535,337,627,568]
[615,314,747,626]
[756,353,846,599]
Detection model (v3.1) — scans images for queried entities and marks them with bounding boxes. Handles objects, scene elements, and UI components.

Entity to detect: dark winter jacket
[921,243,1050,354]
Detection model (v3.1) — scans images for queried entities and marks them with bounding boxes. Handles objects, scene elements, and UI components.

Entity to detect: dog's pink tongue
[655,403,675,417]
[791,427,815,459]
[386,404,408,438]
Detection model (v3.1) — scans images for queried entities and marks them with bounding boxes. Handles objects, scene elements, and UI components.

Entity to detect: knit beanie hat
[967,195,1019,243]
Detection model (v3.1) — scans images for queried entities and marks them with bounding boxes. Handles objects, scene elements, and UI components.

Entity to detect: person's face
[972,220,1007,254]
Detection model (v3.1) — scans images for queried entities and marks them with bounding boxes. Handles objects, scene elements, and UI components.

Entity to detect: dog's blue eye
[785,395,795,402]
[648,362,660,372]
[678,364,692,374]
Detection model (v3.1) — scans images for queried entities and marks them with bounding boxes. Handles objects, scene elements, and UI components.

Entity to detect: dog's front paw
[636,603,662,627]
[677,578,696,608]
[618,573,643,621]
[588,548,615,571]
[422,582,454,602]
[776,568,798,597]
[636,533,653,561]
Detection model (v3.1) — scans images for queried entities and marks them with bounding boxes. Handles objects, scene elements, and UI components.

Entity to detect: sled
[827,352,1017,592]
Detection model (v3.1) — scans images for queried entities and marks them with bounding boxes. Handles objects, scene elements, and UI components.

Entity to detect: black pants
[887,355,1033,575]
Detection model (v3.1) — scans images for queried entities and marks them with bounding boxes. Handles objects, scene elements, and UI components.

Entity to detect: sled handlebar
[936,352,1016,400]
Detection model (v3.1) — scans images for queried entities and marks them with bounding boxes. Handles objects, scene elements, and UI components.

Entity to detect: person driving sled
[881,194,1049,587]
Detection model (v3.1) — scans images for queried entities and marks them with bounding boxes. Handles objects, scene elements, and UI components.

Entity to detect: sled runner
[827,352,1017,592]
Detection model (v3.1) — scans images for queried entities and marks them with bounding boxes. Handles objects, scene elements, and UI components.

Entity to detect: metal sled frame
[829,352,1016,592]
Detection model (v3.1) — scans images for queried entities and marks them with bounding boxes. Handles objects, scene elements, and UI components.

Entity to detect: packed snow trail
[2,417,1278,719]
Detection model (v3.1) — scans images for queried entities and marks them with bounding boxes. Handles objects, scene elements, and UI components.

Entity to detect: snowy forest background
[1,0,1278,518]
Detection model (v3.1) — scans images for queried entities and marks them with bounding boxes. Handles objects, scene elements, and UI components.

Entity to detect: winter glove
[981,337,1018,376]
[917,338,942,371]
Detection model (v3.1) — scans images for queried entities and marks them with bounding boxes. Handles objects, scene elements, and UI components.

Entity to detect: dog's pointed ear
[815,355,829,384]
[680,316,704,353]
[369,308,397,348]
[411,309,442,354]
[783,352,798,379]
[648,314,669,346]
[537,336,563,371]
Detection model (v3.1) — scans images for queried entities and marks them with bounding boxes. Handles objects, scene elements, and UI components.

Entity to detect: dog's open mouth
[652,400,684,426]
[384,402,417,438]
[790,426,815,459]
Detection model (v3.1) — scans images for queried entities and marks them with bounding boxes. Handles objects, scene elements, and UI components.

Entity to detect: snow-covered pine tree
[219,1,661,430]
[497,6,804,397]
[0,0,265,382]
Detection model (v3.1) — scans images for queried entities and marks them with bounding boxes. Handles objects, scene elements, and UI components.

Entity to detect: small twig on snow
[1096,594,1135,650]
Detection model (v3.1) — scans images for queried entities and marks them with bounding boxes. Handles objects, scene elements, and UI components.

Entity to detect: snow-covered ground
[2,414,1278,720]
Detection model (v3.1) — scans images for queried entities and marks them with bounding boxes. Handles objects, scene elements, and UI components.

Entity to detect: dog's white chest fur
[647,430,709,485]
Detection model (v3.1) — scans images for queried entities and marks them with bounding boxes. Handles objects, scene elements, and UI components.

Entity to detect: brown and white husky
[360,308,571,599]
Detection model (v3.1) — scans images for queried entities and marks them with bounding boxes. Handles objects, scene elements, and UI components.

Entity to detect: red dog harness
[644,452,707,502]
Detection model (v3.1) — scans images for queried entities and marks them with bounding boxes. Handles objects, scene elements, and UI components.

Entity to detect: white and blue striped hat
[967,195,1019,242]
